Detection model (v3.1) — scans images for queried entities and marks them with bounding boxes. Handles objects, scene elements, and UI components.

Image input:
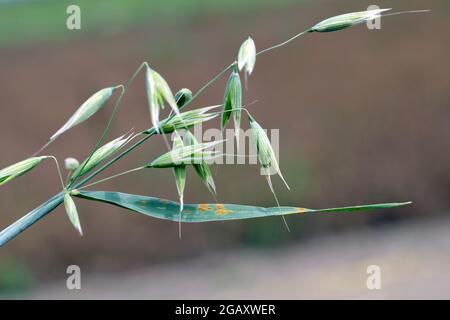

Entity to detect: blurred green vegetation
[0,0,302,46]
[0,258,34,294]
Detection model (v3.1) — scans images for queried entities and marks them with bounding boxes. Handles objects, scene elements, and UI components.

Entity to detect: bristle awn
[179,196,183,239]
[32,140,53,157]
[381,10,431,18]
[171,131,186,239]
[277,168,291,191]
[265,172,290,232]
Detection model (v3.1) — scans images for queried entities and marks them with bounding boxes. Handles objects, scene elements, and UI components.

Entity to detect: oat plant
[0,8,428,246]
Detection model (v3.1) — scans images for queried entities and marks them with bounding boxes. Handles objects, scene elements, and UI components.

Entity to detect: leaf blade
[75,190,410,223]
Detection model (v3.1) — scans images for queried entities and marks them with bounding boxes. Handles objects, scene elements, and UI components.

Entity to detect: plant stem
[172,61,237,114]
[72,30,312,189]
[73,28,312,187]
[72,129,156,189]
[68,85,125,186]
[79,166,144,190]
[256,30,311,56]
[187,62,237,108]
[178,30,311,110]
[70,62,149,187]
[48,156,65,189]
[69,29,310,188]
[0,193,64,247]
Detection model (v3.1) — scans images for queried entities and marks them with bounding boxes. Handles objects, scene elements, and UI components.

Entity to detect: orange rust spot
[297,208,306,214]
[198,204,211,213]
[216,209,232,215]
[207,207,213,211]
[215,204,225,209]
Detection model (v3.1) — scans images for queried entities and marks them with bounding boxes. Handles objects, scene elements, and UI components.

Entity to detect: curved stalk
[47,156,65,189]
[256,30,311,56]
[70,62,149,187]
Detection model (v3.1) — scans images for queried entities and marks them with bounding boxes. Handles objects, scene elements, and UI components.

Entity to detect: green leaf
[75,190,411,223]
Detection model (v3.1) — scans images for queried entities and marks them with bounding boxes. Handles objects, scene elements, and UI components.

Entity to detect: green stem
[73,28,311,187]
[79,166,144,190]
[0,193,64,247]
[256,30,311,56]
[69,62,149,188]
[47,156,65,189]
[72,129,156,189]
[68,85,125,187]
[177,29,311,110]
[175,61,237,113]
[73,30,312,189]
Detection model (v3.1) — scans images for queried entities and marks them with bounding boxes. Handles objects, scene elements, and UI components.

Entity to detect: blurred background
[0,0,449,299]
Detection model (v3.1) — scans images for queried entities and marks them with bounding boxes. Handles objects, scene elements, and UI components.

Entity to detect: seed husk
[64,157,80,171]
[0,156,49,186]
[248,114,289,190]
[185,131,217,195]
[221,70,242,147]
[237,37,256,76]
[64,193,83,236]
[51,86,118,141]
[310,8,391,33]
[221,70,242,131]
[70,133,132,180]
[146,66,180,132]
[175,88,193,108]
[148,140,223,168]
[153,105,220,134]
